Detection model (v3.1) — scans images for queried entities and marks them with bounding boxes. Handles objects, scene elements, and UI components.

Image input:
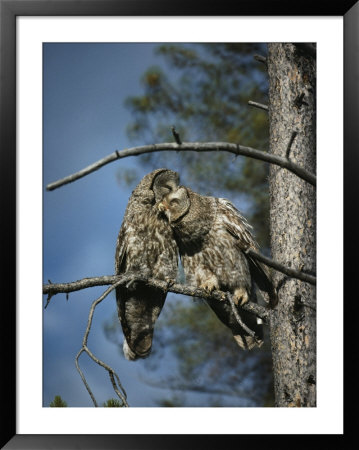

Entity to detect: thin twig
[75,348,98,407]
[83,344,128,407]
[44,293,53,309]
[253,54,267,65]
[171,126,182,145]
[46,141,316,191]
[75,281,128,407]
[245,248,316,286]
[285,131,298,159]
[226,293,260,342]
[248,101,268,111]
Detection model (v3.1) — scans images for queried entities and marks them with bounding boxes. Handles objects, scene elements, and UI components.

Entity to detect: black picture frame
[1,1,356,448]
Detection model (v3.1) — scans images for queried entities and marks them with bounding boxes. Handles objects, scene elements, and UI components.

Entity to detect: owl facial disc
[157,186,191,223]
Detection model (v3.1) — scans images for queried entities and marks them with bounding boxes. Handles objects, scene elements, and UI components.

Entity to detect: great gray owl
[115,169,179,360]
[158,185,277,350]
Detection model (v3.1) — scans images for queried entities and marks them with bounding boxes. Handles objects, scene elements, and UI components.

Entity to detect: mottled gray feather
[160,186,275,350]
[115,169,179,360]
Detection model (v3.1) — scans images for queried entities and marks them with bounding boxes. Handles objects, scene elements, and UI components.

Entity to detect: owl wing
[114,221,137,359]
[217,198,277,307]
[115,185,174,361]
[115,224,127,276]
[115,219,167,360]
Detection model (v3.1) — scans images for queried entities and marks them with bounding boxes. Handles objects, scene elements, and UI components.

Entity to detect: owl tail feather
[123,339,138,361]
[123,338,151,361]
[117,284,166,361]
[248,258,278,307]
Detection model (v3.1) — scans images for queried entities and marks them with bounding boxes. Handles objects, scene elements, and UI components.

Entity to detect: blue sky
[43,43,188,407]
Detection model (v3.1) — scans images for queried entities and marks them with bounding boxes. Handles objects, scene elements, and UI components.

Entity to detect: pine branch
[46,141,316,191]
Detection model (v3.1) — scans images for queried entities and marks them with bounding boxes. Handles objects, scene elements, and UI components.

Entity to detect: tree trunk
[267,43,316,407]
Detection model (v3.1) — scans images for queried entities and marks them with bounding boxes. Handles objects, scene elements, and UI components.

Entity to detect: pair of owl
[115,168,276,361]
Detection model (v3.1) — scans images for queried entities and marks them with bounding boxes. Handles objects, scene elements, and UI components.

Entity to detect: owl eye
[170,198,179,206]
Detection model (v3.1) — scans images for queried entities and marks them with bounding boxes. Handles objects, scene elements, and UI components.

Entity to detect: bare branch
[226,293,262,344]
[43,247,316,311]
[82,344,128,407]
[253,54,267,65]
[43,274,124,295]
[285,131,298,159]
[75,348,98,407]
[248,100,268,111]
[75,281,129,407]
[46,141,316,191]
[245,248,316,286]
[43,274,270,321]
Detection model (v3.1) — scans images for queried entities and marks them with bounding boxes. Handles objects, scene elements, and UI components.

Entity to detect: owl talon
[200,279,219,294]
[233,288,249,306]
[165,278,175,289]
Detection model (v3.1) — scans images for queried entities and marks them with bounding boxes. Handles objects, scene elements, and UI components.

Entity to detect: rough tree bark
[267,43,316,407]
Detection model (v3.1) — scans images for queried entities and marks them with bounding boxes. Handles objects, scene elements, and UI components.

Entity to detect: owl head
[151,169,180,203]
[157,186,191,223]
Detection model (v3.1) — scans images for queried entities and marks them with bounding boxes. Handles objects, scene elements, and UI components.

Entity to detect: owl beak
[157,201,168,212]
